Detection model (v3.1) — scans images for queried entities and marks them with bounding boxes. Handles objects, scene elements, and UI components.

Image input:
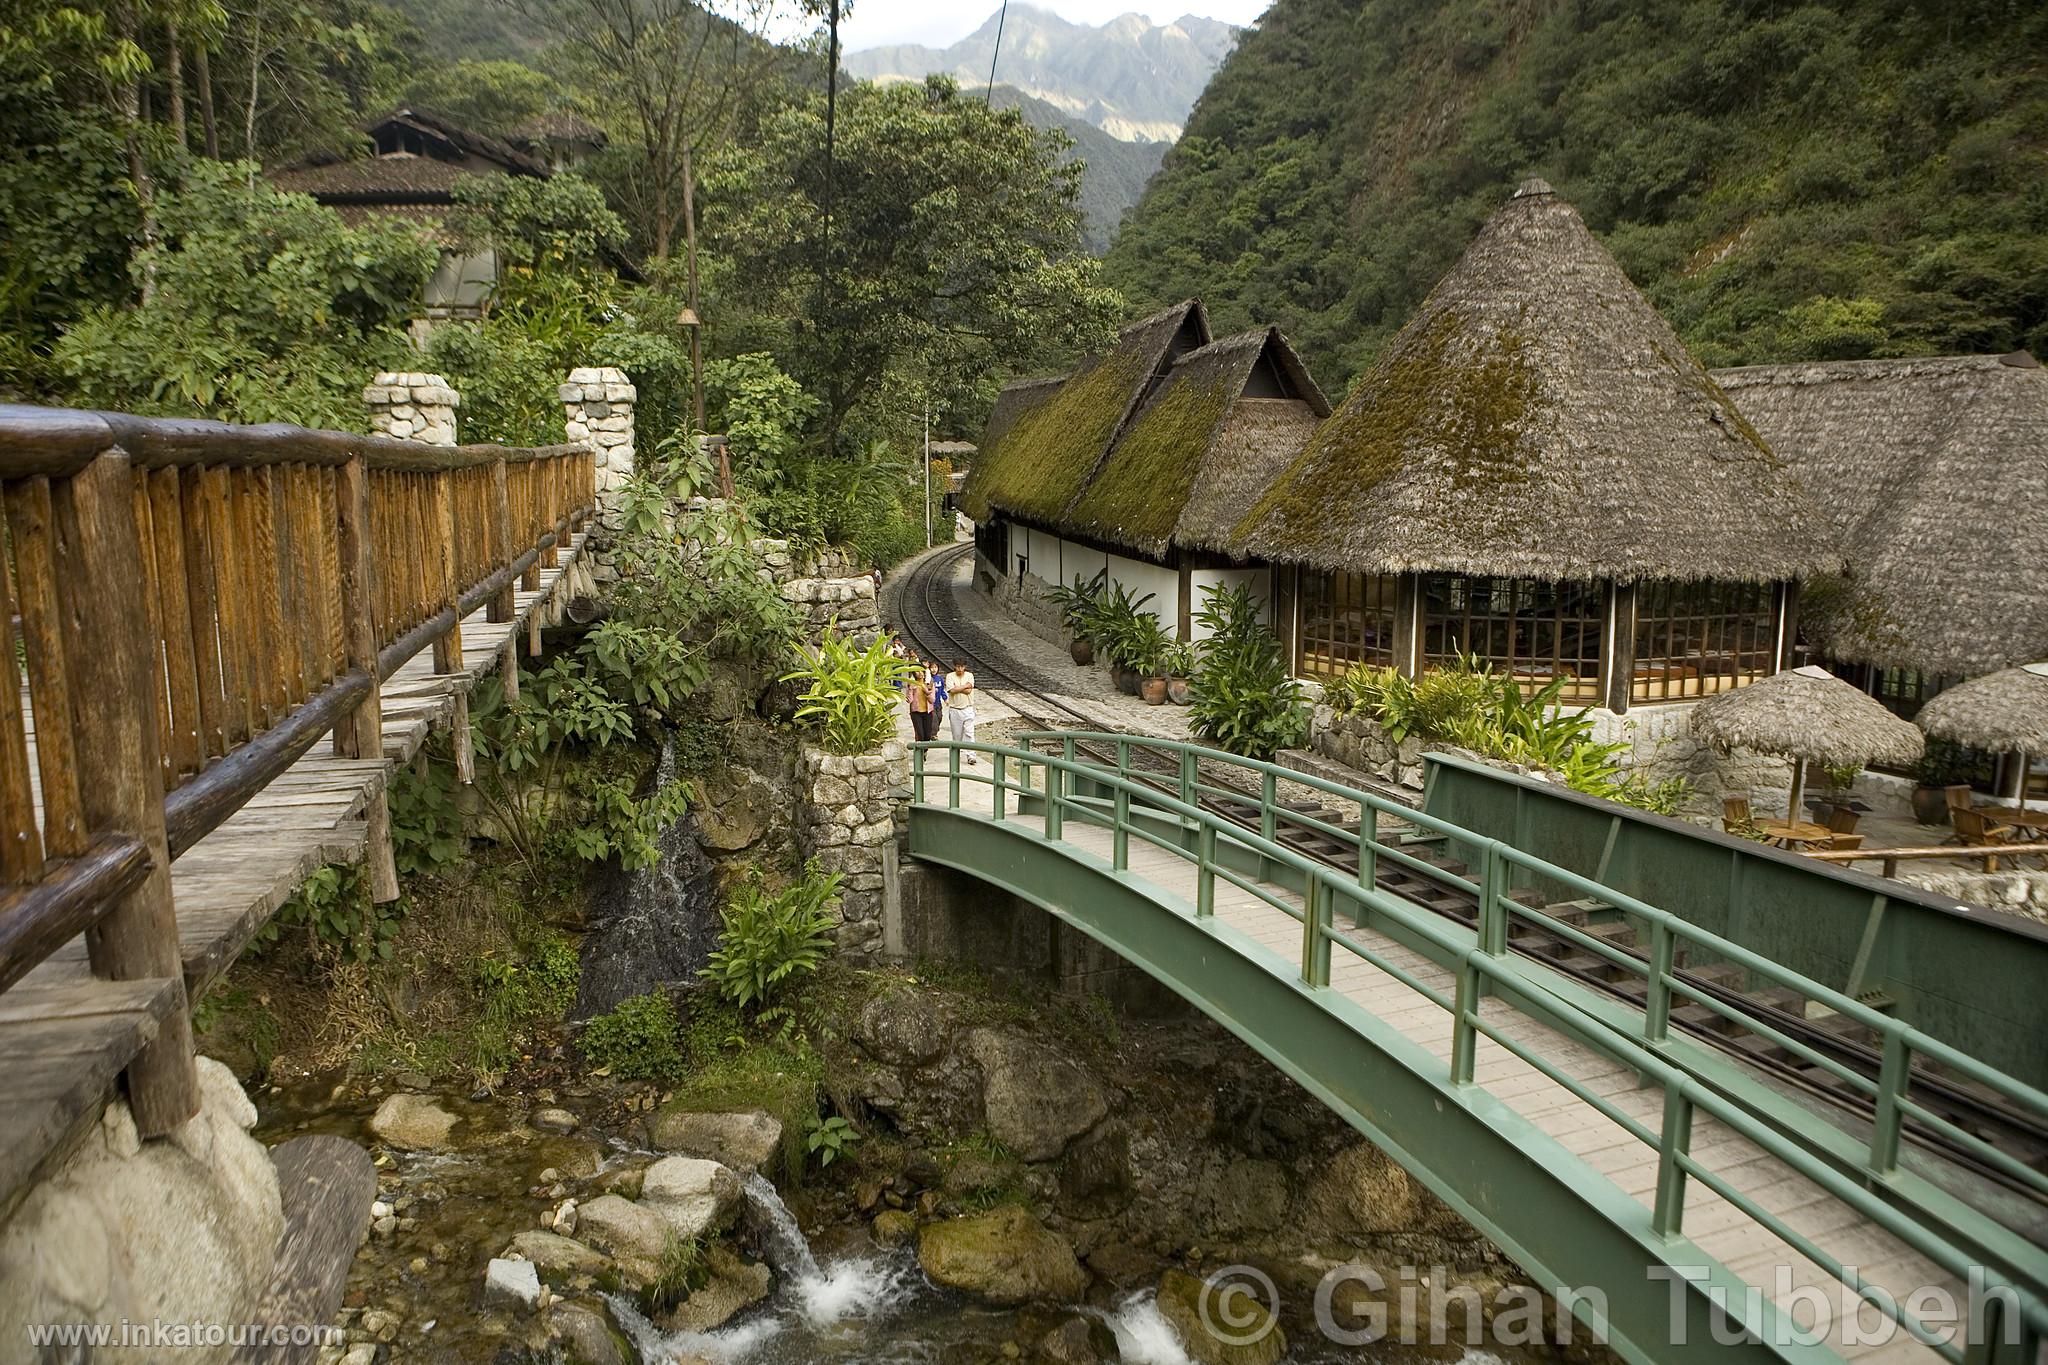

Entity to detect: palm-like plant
[784,628,919,755]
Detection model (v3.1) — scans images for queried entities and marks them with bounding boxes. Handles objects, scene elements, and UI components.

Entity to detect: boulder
[969,1030,1109,1162]
[1155,1268,1285,1365]
[661,1245,772,1333]
[507,1231,611,1281]
[1057,1125,1133,1219]
[640,1156,742,1239]
[858,990,950,1066]
[575,1195,674,1265]
[541,1301,632,1365]
[1190,1157,1289,1238]
[369,1093,457,1151]
[530,1107,579,1135]
[871,1210,917,1248]
[484,1257,541,1309]
[1039,1314,1119,1364]
[647,1109,784,1174]
[917,1206,1088,1306]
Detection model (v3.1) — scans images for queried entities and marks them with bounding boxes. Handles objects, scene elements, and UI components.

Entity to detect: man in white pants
[944,659,978,762]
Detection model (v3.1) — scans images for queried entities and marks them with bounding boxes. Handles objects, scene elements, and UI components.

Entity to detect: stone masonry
[559,367,637,496]
[797,738,910,960]
[365,371,459,445]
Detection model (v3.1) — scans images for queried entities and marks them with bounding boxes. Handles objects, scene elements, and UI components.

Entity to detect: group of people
[893,641,979,758]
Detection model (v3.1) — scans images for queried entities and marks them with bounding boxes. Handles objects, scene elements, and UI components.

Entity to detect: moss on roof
[1063,370,1235,552]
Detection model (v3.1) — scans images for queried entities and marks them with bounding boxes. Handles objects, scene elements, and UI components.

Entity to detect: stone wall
[365,371,459,445]
[1310,706,1434,794]
[559,367,637,496]
[1586,704,1791,821]
[0,1059,284,1361]
[760,538,881,643]
[977,560,1068,650]
[1897,869,2048,923]
[796,740,909,960]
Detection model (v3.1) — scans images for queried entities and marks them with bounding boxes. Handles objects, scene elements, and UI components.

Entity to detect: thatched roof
[1227,180,1836,583]
[959,300,1210,525]
[1061,326,1329,558]
[1915,663,2048,753]
[1690,665,1925,769]
[1713,353,2048,678]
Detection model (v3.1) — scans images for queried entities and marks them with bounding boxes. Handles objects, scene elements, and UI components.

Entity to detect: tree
[498,0,822,260]
[708,75,1123,447]
[401,58,561,139]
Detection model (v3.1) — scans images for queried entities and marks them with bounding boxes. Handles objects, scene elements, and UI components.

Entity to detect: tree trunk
[194,41,220,157]
[165,20,187,149]
[116,4,158,302]
[244,22,265,167]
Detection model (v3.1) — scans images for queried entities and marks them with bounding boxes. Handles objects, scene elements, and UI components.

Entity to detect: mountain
[1103,0,2048,392]
[992,86,1167,253]
[845,5,1240,143]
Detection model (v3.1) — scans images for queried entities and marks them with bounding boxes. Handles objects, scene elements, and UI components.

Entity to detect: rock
[871,1209,917,1248]
[640,1156,742,1239]
[394,1070,431,1091]
[1298,1142,1460,1239]
[531,1108,579,1135]
[1154,1268,1285,1365]
[1190,1158,1289,1238]
[969,1031,1109,1162]
[368,1093,457,1150]
[1039,1314,1119,1364]
[1057,1125,1133,1218]
[1084,1243,1163,1289]
[484,1257,542,1309]
[858,991,949,1066]
[359,1308,400,1341]
[647,1109,784,1173]
[575,1195,675,1264]
[542,1301,632,1365]
[507,1230,612,1281]
[694,766,773,849]
[339,1344,378,1365]
[917,1206,1088,1306]
[662,1245,772,1333]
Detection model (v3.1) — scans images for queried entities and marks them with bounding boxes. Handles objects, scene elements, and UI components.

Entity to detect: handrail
[0,403,595,1142]
[912,736,2048,1357]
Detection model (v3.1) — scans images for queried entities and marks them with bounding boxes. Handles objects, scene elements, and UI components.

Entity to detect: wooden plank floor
[964,783,1959,1363]
[0,533,587,1215]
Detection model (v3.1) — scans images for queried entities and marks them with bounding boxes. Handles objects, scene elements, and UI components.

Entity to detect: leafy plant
[804,1113,862,1168]
[784,629,919,755]
[1188,582,1310,759]
[556,775,691,871]
[388,757,466,877]
[258,865,406,967]
[1045,571,1108,639]
[579,990,685,1082]
[700,862,841,1019]
[1821,761,1863,798]
[1162,641,1198,679]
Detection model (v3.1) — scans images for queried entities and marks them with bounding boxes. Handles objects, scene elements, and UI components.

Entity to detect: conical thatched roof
[1227,180,1836,582]
[960,300,1210,525]
[1915,663,2048,753]
[1061,327,1329,558]
[1714,353,2048,678]
[1690,665,1924,769]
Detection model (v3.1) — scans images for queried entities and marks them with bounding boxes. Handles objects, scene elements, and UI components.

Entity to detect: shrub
[1188,583,1310,759]
[579,990,686,1081]
[700,862,841,1016]
[805,1113,862,1168]
[784,629,919,755]
[388,758,466,877]
[257,865,406,967]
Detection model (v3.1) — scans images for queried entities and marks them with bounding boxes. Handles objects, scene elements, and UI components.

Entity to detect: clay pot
[1140,676,1169,705]
[1070,638,1094,666]
[1166,677,1193,705]
[1910,785,1950,827]
[1115,668,1139,695]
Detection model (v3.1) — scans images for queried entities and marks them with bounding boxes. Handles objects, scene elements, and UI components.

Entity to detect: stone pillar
[797,739,910,961]
[365,371,459,445]
[559,366,636,496]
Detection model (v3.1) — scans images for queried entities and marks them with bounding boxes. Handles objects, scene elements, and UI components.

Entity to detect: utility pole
[923,401,932,549]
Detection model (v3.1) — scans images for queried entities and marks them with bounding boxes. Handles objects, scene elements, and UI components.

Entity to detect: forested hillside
[994,87,1168,252]
[1103,0,2048,391]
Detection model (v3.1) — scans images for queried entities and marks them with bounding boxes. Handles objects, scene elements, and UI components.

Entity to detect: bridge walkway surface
[906,735,2048,1365]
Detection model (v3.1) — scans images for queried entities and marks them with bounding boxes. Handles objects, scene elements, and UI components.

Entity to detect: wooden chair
[1948,790,2018,870]
[1824,804,1861,835]
[1824,833,1864,852]
[1722,796,1754,836]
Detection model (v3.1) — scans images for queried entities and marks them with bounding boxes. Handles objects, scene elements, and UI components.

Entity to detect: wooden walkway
[959,781,1958,1362]
[0,532,585,1212]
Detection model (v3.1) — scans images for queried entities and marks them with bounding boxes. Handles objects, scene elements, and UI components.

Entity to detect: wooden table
[2002,808,2048,837]
[1755,819,1833,849]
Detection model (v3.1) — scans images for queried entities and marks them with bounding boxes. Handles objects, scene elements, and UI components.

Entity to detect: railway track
[889,543,2048,1211]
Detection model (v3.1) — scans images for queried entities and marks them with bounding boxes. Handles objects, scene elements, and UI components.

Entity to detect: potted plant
[1813,762,1862,826]
[1164,641,1197,704]
[1911,739,1974,825]
[1046,573,1104,666]
[1137,635,1171,705]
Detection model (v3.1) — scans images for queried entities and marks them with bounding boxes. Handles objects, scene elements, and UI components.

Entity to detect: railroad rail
[891,543,2048,1211]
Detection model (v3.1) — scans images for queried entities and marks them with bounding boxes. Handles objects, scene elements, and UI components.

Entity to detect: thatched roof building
[1061,327,1329,559]
[1226,180,1835,584]
[271,108,549,223]
[960,300,1209,525]
[1713,353,2048,681]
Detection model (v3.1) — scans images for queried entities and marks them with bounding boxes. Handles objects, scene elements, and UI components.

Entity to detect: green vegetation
[701,863,841,1020]
[257,865,407,966]
[1188,582,1311,759]
[803,1113,861,1169]
[967,346,1145,524]
[783,629,919,755]
[1106,0,2048,389]
[1065,375,1232,547]
[580,989,687,1082]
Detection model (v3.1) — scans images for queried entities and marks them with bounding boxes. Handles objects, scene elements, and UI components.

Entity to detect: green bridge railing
[908,733,2048,1365]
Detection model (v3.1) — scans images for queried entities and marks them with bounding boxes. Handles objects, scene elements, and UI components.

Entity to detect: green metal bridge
[905,733,2048,1365]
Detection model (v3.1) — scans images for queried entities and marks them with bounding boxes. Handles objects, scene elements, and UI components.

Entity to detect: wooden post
[431,473,462,674]
[1391,572,1425,678]
[1602,580,1638,714]
[1773,580,1801,672]
[489,459,515,625]
[363,781,400,905]
[451,689,475,785]
[333,456,383,760]
[55,449,200,1134]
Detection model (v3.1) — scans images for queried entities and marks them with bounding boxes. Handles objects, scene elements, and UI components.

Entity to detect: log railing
[0,404,595,1136]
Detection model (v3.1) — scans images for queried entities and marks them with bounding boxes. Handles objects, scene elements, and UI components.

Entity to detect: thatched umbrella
[1915,662,2048,811]
[1690,665,1926,819]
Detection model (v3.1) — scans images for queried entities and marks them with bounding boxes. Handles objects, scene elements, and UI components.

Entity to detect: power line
[985,0,1008,103]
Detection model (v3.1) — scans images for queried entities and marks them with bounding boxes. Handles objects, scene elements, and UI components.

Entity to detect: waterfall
[740,1173,820,1280]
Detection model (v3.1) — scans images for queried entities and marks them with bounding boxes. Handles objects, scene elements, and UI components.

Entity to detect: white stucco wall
[1188,566,1274,642]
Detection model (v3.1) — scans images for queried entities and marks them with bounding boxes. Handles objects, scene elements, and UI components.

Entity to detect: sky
[837,1,1268,53]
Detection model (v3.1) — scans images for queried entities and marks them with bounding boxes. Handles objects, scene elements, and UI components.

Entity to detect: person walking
[905,658,936,742]
[928,659,948,742]
[944,658,978,761]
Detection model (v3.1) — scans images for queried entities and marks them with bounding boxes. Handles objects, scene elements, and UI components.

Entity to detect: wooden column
[1175,555,1193,644]
[1391,572,1425,679]
[56,449,200,1134]
[431,474,462,674]
[1774,580,1801,672]
[1601,580,1638,714]
[488,459,515,624]
[333,456,384,759]
[1273,566,1299,671]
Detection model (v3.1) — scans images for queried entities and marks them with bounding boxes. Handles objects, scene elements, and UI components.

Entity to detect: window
[1297,571,1398,679]
[1420,575,1604,701]
[1631,581,1776,704]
